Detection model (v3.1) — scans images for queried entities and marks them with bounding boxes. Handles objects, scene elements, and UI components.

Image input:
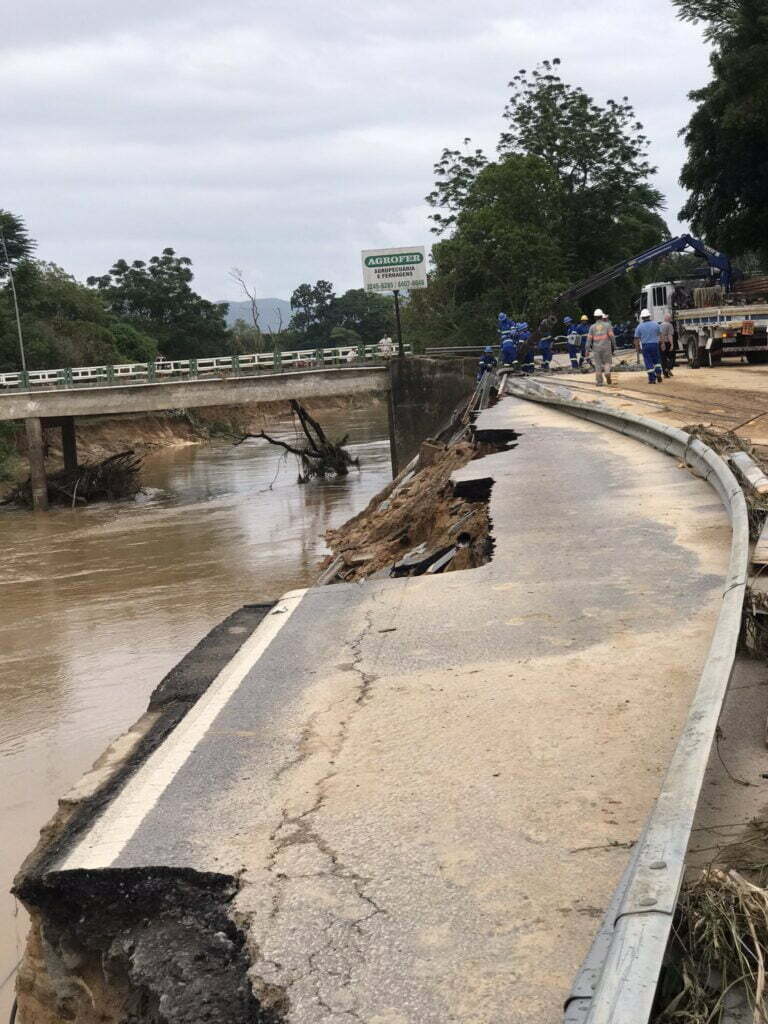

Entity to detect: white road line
[58,590,307,872]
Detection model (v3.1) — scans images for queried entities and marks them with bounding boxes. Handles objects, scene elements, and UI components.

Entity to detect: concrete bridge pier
[24,417,48,511]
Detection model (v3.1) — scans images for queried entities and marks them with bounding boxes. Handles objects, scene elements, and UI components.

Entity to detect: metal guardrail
[503,377,749,1024]
[0,344,411,393]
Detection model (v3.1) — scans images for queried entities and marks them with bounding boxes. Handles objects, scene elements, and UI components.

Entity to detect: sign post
[361,245,427,358]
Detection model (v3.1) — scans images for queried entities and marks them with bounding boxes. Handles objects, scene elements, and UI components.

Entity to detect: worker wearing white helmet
[634,309,663,385]
[585,309,615,386]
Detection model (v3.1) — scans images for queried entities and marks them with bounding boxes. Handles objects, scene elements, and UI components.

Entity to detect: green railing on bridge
[0,344,410,393]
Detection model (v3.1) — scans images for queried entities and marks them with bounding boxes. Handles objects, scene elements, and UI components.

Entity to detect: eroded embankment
[320,430,514,582]
[0,394,383,498]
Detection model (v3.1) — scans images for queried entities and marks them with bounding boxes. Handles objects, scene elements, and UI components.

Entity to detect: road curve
[17,395,733,1024]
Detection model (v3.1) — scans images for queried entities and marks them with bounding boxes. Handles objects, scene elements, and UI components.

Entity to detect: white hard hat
[593,308,604,318]
[640,308,650,318]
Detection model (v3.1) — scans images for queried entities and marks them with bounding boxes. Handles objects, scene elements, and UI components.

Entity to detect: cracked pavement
[39,396,734,1022]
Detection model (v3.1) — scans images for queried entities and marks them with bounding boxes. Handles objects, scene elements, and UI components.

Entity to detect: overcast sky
[2,0,712,302]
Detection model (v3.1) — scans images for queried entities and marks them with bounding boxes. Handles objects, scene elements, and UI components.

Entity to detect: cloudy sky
[2,0,712,302]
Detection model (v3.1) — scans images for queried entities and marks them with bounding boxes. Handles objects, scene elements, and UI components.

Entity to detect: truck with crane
[554,234,768,368]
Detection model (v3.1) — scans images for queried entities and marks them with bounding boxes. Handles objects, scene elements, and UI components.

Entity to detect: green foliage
[331,289,393,343]
[426,141,490,235]
[0,210,36,273]
[0,261,158,372]
[676,0,768,262]
[290,282,393,346]
[88,247,229,359]
[107,321,159,363]
[289,280,335,342]
[418,63,667,344]
[228,318,262,355]
[330,326,362,346]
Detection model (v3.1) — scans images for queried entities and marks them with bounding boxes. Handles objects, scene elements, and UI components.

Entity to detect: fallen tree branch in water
[3,450,143,508]
[232,400,359,483]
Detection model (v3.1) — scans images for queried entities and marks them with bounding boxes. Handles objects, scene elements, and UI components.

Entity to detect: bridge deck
[0,365,389,421]
[26,397,731,1023]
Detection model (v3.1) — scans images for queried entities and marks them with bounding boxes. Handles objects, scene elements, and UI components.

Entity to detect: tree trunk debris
[234,400,359,482]
[4,450,143,508]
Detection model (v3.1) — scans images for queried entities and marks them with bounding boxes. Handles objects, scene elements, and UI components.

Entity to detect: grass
[658,867,768,1022]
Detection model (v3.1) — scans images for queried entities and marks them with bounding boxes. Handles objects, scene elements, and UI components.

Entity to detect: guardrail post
[357,343,365,362]
[316,348,325,367]
[189,358,198,379]
[19,370,29,391]
[62,368,72,389]
[106,364,115,385]
[232,353,240,376]
[273,350,282,371]
[146,361,156,382]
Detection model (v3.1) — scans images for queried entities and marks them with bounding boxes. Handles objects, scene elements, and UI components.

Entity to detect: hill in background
[219,298,292,333]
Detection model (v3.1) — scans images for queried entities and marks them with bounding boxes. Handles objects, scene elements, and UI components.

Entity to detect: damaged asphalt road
[14,397,734,1023]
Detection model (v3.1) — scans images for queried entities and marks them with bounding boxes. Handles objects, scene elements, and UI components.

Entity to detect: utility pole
[393,289,404,358]
[0,228,27,372]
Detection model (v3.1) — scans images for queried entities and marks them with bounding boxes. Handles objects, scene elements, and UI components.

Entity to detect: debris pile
[4,450,143,508]
[657,863,768,1022]
[684,424,768,538]
[320,438,498,583]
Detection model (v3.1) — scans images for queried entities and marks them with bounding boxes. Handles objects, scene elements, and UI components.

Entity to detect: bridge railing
[0,344,411,392]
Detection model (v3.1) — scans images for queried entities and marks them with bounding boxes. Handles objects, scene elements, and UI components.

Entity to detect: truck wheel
[686,337,700,368]
[746,351,768,365]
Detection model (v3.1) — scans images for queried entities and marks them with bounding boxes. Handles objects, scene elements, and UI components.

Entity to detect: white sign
[361,245,427,293]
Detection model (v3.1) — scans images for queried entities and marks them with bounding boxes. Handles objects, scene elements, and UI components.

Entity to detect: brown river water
[0,404,391,1018]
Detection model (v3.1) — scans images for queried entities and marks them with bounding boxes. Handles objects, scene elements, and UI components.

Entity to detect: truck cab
[639,282,673,324]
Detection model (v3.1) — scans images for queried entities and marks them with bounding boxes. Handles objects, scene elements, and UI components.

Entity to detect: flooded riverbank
[0,403,391,1018]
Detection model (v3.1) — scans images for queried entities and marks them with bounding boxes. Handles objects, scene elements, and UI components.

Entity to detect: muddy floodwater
[0,404,391,1017]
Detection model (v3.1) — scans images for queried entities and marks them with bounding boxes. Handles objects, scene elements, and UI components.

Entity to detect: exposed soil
[0,395,383,499]
[320,437,502,582]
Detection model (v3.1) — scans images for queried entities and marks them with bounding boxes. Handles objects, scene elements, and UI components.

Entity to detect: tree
[289,280,335,343]
[418,63,667,343]
[411,155,569,347]
[330,289,394,344]
[88,248,229,359]
[675,0,768,263]
[229,268,265,351]
[0,210,36,275]
[498,60,665,280]
[0,261,158,372]
[426,141,489,235]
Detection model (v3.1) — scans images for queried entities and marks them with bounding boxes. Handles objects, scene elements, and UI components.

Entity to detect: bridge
[0,346,475,511]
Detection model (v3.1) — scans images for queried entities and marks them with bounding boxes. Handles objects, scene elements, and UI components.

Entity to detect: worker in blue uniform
[574,314,590,369]
[518,323,534,374]
[537,317,554,370]
[634,309,663,384]
[497,313,517,367]
[477,345,498,381]
[564,316,580,369]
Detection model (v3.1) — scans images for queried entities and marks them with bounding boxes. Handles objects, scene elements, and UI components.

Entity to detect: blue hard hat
[484,346,493,353]
[564,316,573,324]
[498,312,506,320]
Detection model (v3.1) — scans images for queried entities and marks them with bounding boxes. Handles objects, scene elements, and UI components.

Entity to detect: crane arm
[552,234,732,307]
